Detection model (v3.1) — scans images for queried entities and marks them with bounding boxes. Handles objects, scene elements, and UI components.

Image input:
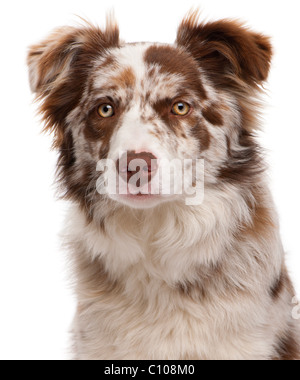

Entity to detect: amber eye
[97,104,114,118]
[171,102,190,116]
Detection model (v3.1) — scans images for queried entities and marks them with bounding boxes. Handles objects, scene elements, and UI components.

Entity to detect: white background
[0,0,299,360]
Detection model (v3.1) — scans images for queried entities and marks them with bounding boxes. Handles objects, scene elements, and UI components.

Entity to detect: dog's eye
[171,102,190,116]
[97,104,114,118]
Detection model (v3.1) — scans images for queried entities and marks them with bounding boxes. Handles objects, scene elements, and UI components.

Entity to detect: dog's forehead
[91,42,204,100]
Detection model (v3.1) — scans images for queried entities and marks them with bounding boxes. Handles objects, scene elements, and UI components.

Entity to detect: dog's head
[28,13,272,216]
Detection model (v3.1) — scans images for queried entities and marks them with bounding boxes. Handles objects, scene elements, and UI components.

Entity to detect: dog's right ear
[27,22,120,147]
[27,27,80,94]
[27,23,119,94]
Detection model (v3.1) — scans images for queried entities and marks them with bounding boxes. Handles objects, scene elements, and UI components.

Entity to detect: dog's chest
[71,208,276,359]
[74,267,273,360]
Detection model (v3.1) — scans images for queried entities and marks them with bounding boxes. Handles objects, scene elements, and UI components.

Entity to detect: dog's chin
[109,193,178,210]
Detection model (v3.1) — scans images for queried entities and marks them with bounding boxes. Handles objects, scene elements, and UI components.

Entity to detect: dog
[27,11,300,360]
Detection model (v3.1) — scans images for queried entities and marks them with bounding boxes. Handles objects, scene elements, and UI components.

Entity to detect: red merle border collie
[28,12,300,360]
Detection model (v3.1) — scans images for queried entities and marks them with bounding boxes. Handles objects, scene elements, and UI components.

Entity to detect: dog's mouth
[115,191,174,209]
[112,175,176,208]
[126,192,154,197]
[120,192,160,200]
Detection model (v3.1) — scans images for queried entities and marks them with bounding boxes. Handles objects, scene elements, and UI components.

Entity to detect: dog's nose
[117,151,158,184]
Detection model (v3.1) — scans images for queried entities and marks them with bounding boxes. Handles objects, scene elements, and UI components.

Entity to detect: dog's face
[28,14,272,215]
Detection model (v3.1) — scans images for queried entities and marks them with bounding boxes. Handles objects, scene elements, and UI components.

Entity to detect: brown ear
[27,22,119,147]
[28,27,78,94]
[176,14,272,88]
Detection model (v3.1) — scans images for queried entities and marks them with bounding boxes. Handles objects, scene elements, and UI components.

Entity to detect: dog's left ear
[176,15,272,88]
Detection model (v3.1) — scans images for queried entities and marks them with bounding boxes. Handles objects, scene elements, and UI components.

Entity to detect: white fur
[66,183,291,360]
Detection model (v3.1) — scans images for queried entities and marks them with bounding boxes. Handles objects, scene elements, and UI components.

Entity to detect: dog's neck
[65,182,283,314]
[67,184,278,281]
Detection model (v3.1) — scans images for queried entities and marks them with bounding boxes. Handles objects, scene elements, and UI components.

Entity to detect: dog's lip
[120,193,160,200]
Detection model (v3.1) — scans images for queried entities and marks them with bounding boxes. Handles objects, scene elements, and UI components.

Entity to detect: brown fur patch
[191,120,211,151]
[270,267,295,301]
[176,16,272,89]
[238,187,275,245]
[202,103,224,126]
[273,328,300,360]
[112,67,136,88]
[144,45,207,100]
[247,200,274,239]
[56,130,98,220]
[176,262,251,303]
[270,272,286,301]
[218,131,264,184]
[177,280,207,301]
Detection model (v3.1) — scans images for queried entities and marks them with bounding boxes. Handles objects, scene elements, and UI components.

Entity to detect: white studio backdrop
[0,0,299,360]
